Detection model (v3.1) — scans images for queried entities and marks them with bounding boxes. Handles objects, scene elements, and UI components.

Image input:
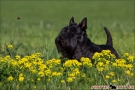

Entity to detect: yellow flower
[15,55,21,60]
[92,52,100,59]
[52,72,57,76]
[45,69,51,76]
[97,62,104,66]
[18,73,24,82]
[39,64,46,71]
[10,60,17,66]
[24,62,31,68]
[125,70,133,76]
[112,79,116,83]
[67,77,73,82]
[19,73,24,77]
[63,60,81,67]
[105,75,110,79]
[8,44,13,49]
[97,67,104,72]
[109,72,115,76]
[112,62,117,67]
[88,78,90,82]
[56,72,62,76]
[105,60,110,65]
[125,64,133,70]
[73,68,80,75]
[61,80,65,83]
[130,73,134,76]
[8,76,14,81]
[102,50,111,54]
[38,71,45,77]
[124,53,129,57]
[19,76,24,82]
[68,73,75,77]
[31,69,36,73]
[37,78,41,81]
[128,56,134,62]
[81,57,92,67]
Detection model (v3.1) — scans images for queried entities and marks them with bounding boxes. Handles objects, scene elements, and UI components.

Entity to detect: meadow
[0,1,135,90]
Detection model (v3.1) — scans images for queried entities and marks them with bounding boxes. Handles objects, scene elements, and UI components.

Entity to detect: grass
[0,1,135,90]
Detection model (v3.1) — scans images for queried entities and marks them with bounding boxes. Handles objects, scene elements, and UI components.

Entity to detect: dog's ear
[79,17,87,30]
[69,17,74,25]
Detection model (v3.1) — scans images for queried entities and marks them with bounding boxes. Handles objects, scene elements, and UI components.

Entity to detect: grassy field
[0,1,135,90]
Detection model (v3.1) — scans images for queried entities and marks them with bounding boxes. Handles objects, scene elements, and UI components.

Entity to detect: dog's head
[55,17,87,59]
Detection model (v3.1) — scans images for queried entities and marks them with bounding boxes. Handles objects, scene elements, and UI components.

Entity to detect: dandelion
[19,73,24,77]
[128,56,134,62]
[125,70,133,76]
[112,79,116,83]
[68,73,75,77]
[67,77,73,82]
[97,67,104,72]
[8,44,13,49]
[15,55,21,60]
[125,64,133,70]
[8,76,14,81]
[97,62,104,66]
[124,53,129,57]
[52,72,57,76]
[105,60,110,65]
[130,73,134,76]
[102,50,111,54]
[88,78,90,82]
[45,69,51,76]
[38,71,45,77]
[31,69,36,73]
[63,60,81,67]
[24,62,31,68]
[56,72,62,76]
[61,80,65,83]
[73,68,80,75]
[112,62,117,67]
[81,57,92,67]
[19,73,24,82]
[33,86,36,89]
[10,60,17,66]
[19,76,24,82]
[109,72,115,76]
[92,52,100,59]
[105,75,110,79]
[37,78,41,81]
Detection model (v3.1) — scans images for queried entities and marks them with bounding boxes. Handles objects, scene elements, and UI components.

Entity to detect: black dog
[55,17,119,60]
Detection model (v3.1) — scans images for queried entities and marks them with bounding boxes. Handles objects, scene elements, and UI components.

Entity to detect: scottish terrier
[55,17,119,60]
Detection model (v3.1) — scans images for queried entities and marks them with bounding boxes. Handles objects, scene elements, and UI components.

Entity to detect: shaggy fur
[55,17,119,60]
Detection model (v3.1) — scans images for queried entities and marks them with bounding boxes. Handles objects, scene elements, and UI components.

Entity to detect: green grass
[0,1,135,89]
[1,1,134,56]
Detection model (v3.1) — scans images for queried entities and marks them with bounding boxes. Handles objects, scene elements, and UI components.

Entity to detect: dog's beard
[55,37,77,58]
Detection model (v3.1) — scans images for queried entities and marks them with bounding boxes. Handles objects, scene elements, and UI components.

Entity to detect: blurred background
[0,1,134,59]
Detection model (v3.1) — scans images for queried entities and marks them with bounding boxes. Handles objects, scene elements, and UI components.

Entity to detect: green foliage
[0,45,135,89]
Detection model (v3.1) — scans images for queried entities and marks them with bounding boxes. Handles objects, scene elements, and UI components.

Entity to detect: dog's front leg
[73,46,82,60]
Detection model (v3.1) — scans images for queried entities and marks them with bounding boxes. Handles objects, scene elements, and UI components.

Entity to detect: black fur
[55,17,119,60]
